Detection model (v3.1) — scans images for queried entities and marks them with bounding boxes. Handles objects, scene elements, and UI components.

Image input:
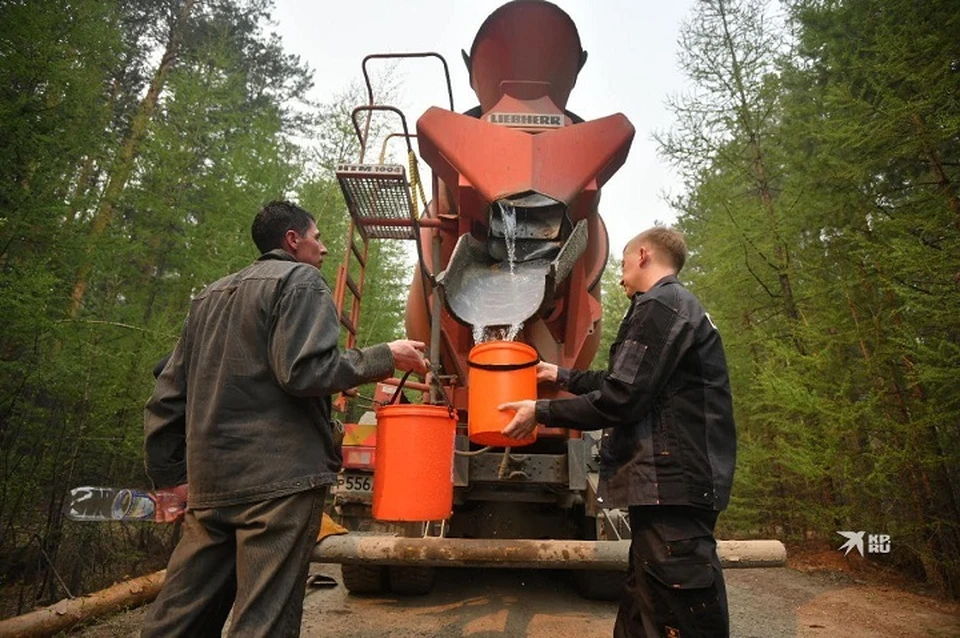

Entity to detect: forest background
[0,0,957,618]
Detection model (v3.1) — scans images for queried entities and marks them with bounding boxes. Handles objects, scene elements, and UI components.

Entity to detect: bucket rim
[468,340,539,371]
[469,340,537,353]
[375,403,458,418]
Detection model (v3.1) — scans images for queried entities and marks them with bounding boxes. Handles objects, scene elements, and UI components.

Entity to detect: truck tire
[573,569,624,601]
[341,564,387,594]
[387,566,435,595]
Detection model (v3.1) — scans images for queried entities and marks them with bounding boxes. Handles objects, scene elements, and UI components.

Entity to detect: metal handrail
[350,105,415,164]
[379,132,418,165]
[348,105,434,290]
[361,52,455,109]
[357,52,454,162]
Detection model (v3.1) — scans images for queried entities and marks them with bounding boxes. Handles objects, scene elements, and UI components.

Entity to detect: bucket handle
[384,370,457,420]
[467,357,540,372]
[386,370,414,406]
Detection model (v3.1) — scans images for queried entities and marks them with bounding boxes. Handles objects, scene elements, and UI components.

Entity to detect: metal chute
[436,218,588,328]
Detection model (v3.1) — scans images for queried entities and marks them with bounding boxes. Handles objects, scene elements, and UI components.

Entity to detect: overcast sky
[271,0,696,257]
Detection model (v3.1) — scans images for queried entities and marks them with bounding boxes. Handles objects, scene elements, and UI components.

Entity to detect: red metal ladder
[332,50,454,395]
[332,162,417,350]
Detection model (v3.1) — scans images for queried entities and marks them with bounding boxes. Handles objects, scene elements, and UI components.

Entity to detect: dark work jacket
[144,249,395,509]
[535,275,736,511]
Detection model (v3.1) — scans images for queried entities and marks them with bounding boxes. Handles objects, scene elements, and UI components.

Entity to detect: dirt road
[76,563,960,637]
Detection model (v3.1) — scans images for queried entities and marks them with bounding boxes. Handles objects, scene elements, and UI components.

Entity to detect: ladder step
[350,240,366,267]
[345,274,362,300]
[340,313,357,336]
[336,163,417,240]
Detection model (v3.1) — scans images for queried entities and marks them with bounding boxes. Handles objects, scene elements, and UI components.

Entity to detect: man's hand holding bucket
[499,361,557,439]
[498,399,537,440]
[387,339,429,375]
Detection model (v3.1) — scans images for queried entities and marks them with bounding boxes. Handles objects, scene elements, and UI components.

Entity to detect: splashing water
[473,323,486,345]
[473,322,524,344]
[469,202,526,344]
[499,201,518,274]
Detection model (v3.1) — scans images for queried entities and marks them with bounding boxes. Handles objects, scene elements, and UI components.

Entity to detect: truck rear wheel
[388,566,435,595]
[573,569,624,601]
[341,564,387,594]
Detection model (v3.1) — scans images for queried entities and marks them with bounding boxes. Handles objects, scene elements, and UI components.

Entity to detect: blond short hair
[625,227,687,273]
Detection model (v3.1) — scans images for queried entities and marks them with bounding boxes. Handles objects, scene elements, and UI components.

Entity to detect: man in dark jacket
[142,200,427,638]
[500,226,736,637]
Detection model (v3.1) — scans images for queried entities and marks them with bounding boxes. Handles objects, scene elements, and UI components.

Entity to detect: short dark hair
[251,200,315,254]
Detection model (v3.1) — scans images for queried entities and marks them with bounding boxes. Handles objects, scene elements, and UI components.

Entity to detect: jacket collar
[632,274,682,303]
[256,248,297,263]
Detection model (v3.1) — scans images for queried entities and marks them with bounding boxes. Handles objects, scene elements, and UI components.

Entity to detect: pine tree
[0,0,323,610]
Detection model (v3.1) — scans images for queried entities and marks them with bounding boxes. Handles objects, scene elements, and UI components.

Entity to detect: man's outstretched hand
[498,399,538,440]
[388,340,428,375]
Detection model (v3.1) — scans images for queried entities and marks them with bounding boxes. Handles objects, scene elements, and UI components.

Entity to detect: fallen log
[313,536,788,569]
[0,570,165,638]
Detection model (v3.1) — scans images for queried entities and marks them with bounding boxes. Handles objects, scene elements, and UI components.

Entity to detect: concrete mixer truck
[314,0,785,598]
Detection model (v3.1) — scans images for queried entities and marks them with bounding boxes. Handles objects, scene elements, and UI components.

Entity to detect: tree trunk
[910,112,960,230]
[68,0,196,316]
[0,570,165,637]
[716,0,803,349]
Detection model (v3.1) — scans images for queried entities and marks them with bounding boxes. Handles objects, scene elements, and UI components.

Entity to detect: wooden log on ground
[0,570,165,638]
[313,536,788,569]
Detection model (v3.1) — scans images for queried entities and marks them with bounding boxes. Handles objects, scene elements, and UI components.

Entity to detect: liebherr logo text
[487,113,564,128]
[837,531,891,556]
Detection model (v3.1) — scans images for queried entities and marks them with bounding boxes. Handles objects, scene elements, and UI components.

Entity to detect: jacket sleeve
[144,336,188,489]
[268,277,395,397]
[564,368,606,394]
[535,297,694,430]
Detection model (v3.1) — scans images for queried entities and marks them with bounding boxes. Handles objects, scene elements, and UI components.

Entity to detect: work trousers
[614,505,729,638]
[142,488,327,638]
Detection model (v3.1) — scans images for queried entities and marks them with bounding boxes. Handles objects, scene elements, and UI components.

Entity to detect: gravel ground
[70,563,960,637]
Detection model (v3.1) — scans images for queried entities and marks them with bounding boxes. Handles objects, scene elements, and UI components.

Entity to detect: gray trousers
[142,488,327,638]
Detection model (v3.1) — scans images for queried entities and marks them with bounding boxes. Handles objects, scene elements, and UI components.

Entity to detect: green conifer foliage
[662,0,960,596]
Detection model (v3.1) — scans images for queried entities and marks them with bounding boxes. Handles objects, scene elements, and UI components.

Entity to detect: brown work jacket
[144,249,394,509]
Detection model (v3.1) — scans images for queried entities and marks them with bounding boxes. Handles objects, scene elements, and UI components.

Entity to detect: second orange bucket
[467,341,539,447]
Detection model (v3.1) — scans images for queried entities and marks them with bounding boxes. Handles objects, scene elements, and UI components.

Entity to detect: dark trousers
[614,505,729,638]
[142,488,327,638]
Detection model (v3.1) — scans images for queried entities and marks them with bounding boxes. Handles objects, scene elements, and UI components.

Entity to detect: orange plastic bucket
[467,341,539,447]
[372,404,457,521]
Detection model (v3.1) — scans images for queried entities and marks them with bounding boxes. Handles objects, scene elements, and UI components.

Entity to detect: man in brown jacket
[142,200,427,637]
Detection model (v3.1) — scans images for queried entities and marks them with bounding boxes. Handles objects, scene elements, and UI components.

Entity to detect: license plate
[336,472,373,494]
